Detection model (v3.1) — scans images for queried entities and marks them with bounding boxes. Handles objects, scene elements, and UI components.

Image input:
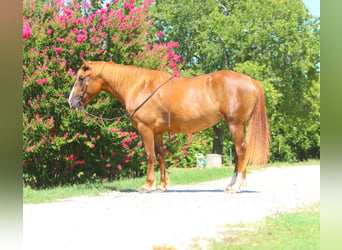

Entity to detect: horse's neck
[99,62,168,105]
[100,63,139,105]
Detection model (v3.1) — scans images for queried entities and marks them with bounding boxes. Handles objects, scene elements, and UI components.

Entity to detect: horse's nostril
[69,97,81,109]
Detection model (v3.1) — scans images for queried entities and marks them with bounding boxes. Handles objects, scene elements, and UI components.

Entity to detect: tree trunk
[212,125,224,154]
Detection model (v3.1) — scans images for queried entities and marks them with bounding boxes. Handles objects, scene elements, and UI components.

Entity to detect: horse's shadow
[118,189,260,194]
[166,189,260,193]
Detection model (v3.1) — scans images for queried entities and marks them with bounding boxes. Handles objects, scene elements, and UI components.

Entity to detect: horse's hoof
[139,186,153,194]
[155,186,167,193]
[224,186,241,193]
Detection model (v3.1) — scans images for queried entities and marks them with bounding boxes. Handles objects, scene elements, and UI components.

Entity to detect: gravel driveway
[23,165,320,250]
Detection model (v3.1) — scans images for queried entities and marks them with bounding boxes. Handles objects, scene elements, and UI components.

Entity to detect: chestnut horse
[68,58,270,193]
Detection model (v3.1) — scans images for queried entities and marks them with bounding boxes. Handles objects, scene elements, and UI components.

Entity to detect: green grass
[23,160,320,204]
[204,203,320,250]
[267,159,320,168]
[23,166,234,204]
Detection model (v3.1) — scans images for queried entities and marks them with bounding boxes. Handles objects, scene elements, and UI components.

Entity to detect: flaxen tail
[245,80,271,167]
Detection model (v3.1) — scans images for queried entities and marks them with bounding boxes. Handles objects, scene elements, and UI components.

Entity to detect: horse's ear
[81,57,92,76]
[81,57,91,69]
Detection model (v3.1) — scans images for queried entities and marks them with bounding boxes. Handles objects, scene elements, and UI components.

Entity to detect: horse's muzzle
[69,96,83,110]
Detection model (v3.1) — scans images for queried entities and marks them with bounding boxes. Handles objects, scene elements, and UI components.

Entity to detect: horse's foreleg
[138,124,156,193]
[225,123,247,193]
[154,133,169,192]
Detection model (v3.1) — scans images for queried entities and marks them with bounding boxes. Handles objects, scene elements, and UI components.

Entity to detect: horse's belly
[171,111,223,133]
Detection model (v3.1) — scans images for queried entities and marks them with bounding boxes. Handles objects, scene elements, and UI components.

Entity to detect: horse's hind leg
[225,122,248,193]
[154,133,169,192]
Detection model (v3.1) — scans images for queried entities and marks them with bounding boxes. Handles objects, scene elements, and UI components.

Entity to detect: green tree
[152,0,320,162]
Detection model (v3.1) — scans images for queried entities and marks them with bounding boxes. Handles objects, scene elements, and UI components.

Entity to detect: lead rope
[81,75,175,133]
[167,77,174,141]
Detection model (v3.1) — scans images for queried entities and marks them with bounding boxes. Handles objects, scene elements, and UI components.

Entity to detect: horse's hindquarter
[211,70,259,124]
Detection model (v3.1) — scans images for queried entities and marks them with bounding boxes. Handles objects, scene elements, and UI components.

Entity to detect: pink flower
[47,29,52,35]
[157,31,163,37]
[55,47,63,53]
[167,41,179,48]
[123,2,133,9]
[102,177,108,183]
[129,0,135,3]
[23,24,32,39]
[56,37,65,42]
[64,9,72,17]
[167,50,175,60]
[99,16,107,24]
[106,164,111,168]
[69,49,74,54]
[173,70,181,78]
[90,144,95,148]
[77,34,86,43]
[117,165,122,170]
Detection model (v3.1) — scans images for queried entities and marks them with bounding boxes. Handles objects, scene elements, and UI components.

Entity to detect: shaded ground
[23,165,320,250]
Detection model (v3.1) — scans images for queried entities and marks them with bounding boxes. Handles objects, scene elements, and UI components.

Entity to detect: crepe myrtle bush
[23,0,211,188]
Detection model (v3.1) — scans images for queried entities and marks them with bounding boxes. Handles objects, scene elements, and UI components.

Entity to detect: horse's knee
[235,141,247,157]
[146,152,155,163]
[156,153,163,161]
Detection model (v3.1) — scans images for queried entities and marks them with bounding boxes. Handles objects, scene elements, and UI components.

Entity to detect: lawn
[23,166,234,203]
[204,203,320,250]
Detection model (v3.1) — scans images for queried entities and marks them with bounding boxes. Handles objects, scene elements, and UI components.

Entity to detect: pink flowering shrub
[23,0,207,188]
[23,24,32,39]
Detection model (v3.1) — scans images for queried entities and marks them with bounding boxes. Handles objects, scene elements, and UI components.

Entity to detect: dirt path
[23,165,320,250]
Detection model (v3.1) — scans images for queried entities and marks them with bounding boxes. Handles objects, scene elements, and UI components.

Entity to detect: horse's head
[68,58,102,110]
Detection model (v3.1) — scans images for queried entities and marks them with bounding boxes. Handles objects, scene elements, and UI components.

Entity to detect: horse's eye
[79,76,85,82]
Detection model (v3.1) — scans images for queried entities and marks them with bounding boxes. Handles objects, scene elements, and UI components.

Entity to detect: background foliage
[23,0,320,188]
[152,0,320,162]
